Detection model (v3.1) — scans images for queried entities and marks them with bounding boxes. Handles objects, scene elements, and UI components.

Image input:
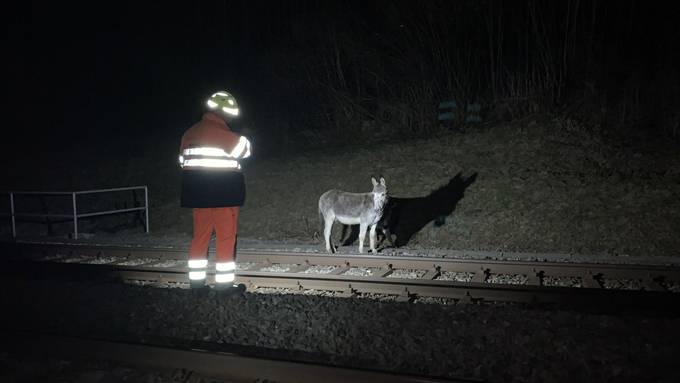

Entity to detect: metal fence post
[144,186,150,233]
[72,192,78,240]
[10,193,16,238]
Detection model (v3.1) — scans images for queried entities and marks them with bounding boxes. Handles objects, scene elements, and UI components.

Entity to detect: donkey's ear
[380,176,386,186]
[371,177,378,186]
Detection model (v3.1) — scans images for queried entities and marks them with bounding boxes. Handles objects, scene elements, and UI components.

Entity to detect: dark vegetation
[229,1,680,154]
[6,1,680,158]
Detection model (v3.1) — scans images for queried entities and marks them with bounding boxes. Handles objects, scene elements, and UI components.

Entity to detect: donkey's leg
[383,227,395,247]
[358,223,367,253]
[323,215,335,253]
[369,224,377,253]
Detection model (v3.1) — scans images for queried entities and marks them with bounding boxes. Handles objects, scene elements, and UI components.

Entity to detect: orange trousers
[189,207,239,263]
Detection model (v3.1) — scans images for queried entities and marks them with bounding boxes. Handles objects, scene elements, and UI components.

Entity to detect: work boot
[213,283,246,293]
[189,279,207,290]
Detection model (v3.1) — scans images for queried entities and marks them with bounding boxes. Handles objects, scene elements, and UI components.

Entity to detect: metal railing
[3,186,149,239]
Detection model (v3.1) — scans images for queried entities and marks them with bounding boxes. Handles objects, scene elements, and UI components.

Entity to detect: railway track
[4,331,471,383]
[3,240,680,311]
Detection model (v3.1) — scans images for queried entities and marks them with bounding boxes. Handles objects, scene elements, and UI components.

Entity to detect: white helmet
[206,91,239,117]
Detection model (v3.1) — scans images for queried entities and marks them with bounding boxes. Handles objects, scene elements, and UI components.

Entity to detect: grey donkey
[318,176,388,253]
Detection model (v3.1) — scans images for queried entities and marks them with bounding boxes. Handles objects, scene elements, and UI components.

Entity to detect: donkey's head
[371,176,388,197]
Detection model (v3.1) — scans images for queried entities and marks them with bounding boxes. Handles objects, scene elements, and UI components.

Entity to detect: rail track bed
[4,240,680,382]
[3,240,680,312]
[4,331,467,383]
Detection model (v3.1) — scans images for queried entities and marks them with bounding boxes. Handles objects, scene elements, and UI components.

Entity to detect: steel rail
[5,331,470,383]
[3,241,680,311]
[4,240,680,288]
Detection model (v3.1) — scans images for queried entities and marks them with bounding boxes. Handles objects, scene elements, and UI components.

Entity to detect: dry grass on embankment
[5,117,680,258]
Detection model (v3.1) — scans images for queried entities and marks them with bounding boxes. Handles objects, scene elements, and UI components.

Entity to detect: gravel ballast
[3,279,680,383]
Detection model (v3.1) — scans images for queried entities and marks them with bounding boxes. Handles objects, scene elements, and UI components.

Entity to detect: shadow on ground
[341,172,478,248]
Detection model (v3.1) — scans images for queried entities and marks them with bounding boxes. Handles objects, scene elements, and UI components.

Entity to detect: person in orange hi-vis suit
[179,91,251,290]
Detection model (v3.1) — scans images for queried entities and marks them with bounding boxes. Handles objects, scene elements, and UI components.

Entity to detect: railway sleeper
[472,268,490,283]
[421,267,441,280]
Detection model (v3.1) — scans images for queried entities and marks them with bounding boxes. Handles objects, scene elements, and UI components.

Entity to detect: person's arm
[178,133,187,168]
[238,136,252,168]
[227,135,251,160]
[239,136,252,159]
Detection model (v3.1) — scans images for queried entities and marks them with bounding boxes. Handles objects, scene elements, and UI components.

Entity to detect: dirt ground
[228,117,680,258]
[5,117,680,258]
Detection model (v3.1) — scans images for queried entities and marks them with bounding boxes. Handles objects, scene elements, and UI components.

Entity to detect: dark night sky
[5,2,274,153]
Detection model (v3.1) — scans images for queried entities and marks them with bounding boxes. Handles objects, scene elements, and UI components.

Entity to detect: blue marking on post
[438,100,457,121]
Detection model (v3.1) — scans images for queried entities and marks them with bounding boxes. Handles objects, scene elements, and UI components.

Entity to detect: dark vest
[180,169,245,208]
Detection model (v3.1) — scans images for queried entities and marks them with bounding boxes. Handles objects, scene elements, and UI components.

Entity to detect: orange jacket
[179,112,249,208]
[180,112,241,156]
